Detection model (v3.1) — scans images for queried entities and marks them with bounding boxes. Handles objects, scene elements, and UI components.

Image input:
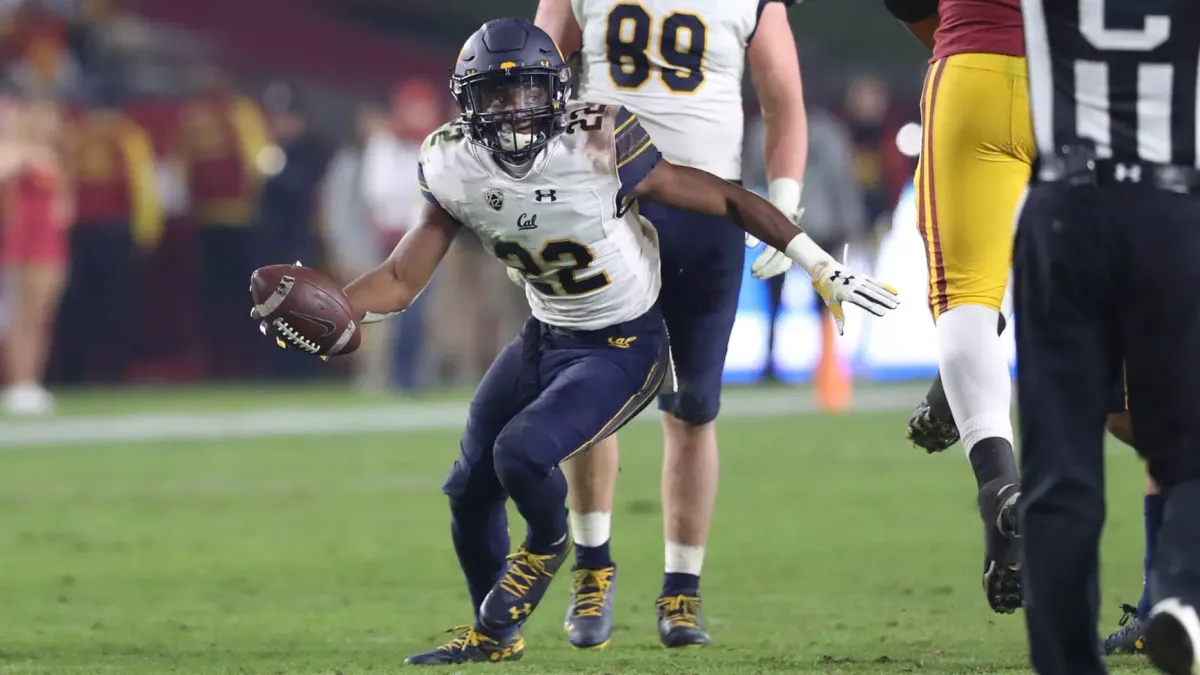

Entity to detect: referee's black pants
[1015,179,1200,675]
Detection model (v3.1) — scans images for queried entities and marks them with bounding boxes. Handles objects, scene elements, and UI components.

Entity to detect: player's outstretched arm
[343,201,460,323]
[533,0,582,62]
[883,0,939,51]
[631,160,899,331]
[632,160,820,269]
[747,1,809,279]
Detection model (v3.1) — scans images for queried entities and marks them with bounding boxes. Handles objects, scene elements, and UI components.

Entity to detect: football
[249,264,362,357]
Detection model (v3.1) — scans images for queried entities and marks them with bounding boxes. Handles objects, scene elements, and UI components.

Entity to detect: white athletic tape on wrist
[768,178,803,218]
[784,233,834,276]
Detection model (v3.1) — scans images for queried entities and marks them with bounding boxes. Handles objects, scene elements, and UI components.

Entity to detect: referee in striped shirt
[1016,1,1200,674]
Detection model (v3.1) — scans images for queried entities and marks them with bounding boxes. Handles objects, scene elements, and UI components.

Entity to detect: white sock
[665,541,706,576]
[570,511,611,548]
[935,305,1014,455]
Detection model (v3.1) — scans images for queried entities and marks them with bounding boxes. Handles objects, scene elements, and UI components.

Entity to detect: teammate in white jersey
[331,19,895,664]
[534,0,809,647]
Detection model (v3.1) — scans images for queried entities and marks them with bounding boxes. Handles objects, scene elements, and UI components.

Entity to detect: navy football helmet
[451,18,571,164]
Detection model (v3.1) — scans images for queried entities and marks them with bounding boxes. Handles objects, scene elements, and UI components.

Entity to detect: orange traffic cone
[814,312,852,412]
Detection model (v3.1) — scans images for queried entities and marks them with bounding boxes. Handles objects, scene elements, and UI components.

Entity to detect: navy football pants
[441,306,667,612]
[642,200,745,424]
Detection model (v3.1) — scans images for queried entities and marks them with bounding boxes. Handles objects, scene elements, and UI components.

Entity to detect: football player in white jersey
[534,0,809,648]
[310,19,895,665]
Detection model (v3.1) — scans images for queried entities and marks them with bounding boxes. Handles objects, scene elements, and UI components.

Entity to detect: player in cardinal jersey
[888,0,1164,648]
[330,19,896,665]
[882,0,1030,615]
[534,0,809,648]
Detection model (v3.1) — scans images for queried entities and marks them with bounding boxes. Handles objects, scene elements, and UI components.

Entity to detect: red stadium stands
[132,0,449,91]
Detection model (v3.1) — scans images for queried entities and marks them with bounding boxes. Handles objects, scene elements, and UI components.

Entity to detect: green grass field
[0,386,1158,674]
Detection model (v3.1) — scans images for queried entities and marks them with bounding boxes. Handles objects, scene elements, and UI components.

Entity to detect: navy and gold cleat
[564,565,617,649]
[403,625,524,665]
[906,397,960,453]
[656,593,713,647]
[1102,603,1147,655]
[479,543,572,631]
[979,479,1023,614]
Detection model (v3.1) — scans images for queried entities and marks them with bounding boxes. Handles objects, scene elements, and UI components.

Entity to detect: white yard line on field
[0,385,931,450]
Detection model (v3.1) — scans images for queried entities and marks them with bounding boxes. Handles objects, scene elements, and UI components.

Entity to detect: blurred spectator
[1,0,83,97]
[257,82,330,380]
[53,78,159,384]
[61,0,114,75]
[361,79,441,393]
[322,104,377,285]
[429,231,529,386]
[842,74,909,232]
[175,66,269,380]
[322,103,384,391]
[744,108,868,382]
[1,97,71,415]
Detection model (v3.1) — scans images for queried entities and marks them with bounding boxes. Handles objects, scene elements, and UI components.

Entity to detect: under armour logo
[1114,163,1143,183]
[534,189,558,203]
[517,213,538,230]
[508,602,533,620]
[830,271,855,286]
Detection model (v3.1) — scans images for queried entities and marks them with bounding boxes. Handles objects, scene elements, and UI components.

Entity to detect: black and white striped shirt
[1022,0,1200,166]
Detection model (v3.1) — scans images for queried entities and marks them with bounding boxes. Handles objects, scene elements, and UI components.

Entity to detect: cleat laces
[570,567,614,618]
[1103,603,1147,653]
[498,548,554,597]
[658,594,701,628]
[1117,603,1140,627]
[434,625,495,653]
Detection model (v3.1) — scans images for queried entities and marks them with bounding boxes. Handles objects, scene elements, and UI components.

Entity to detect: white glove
[749,178,805,280]
[787,238,900,335]
[506,266,526,288]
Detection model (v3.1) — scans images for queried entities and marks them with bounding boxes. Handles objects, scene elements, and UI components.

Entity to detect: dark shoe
[564,565,616,649]
[656,593,712,647]
[478,543,571,631]
[403,625,524,665]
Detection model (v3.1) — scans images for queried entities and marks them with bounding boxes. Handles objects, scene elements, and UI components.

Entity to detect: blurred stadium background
[0,2,1154,673]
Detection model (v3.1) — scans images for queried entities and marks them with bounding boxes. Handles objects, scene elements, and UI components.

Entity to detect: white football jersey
[573,0,772,180]
[419,102,663,331]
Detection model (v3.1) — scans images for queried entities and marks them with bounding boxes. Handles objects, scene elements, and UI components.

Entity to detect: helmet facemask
[455,69,566,164]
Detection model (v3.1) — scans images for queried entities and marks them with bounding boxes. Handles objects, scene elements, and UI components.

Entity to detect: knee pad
[492,427,555,488]
[659,388,720,425]
[443,438,507,502]
[442,457,473,501]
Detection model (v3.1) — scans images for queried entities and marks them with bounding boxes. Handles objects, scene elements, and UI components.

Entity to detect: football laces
[272,317,321,354]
